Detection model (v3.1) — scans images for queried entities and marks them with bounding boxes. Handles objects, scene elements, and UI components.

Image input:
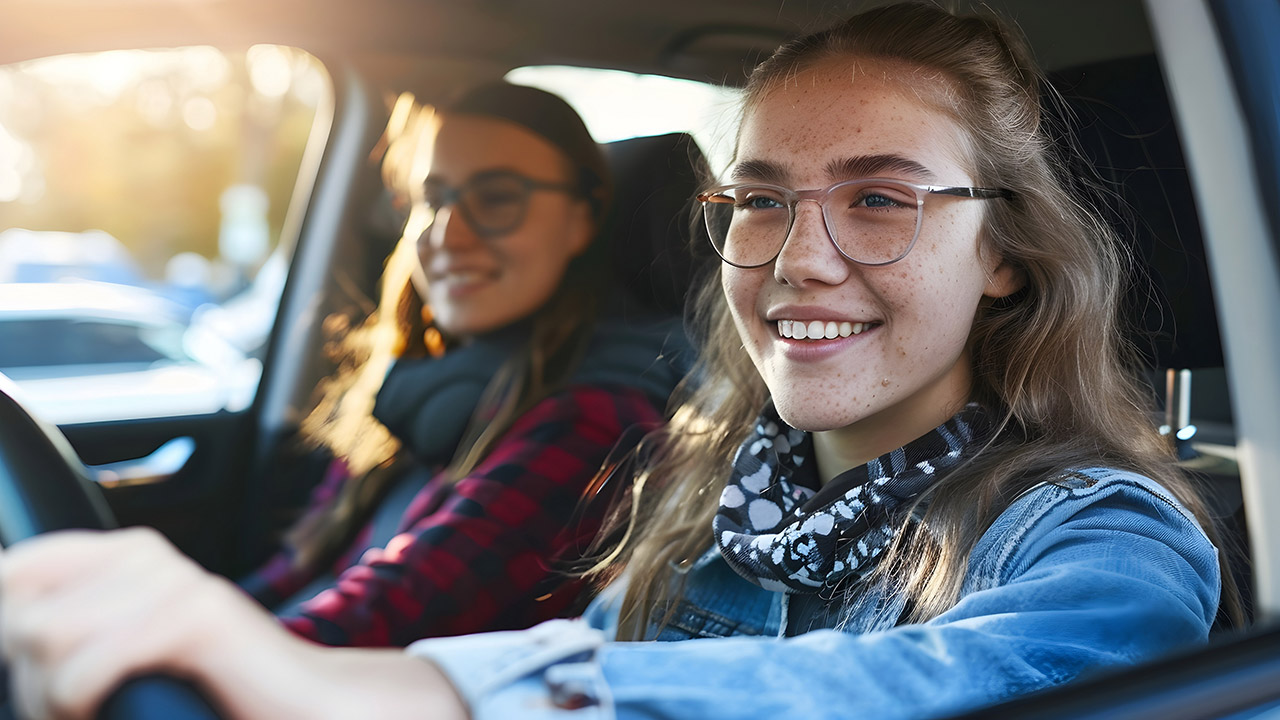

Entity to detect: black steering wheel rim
[0,374,222,720]
[0,374,115,543]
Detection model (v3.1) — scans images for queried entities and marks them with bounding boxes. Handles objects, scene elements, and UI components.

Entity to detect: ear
[982,257,1025,299]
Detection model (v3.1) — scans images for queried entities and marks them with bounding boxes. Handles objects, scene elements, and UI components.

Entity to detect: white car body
[0,282,260,425]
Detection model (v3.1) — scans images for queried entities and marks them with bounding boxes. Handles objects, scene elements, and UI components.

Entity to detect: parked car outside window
[0,282,261,425]
[0,46,329,424]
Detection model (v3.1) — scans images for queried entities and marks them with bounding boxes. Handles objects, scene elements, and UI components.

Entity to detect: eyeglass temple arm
[928,186,1015,200]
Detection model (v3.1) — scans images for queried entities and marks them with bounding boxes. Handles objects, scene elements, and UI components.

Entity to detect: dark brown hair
[284,86,613,570]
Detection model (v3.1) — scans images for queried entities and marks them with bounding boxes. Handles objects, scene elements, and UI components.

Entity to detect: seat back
[602,132,714,317]
[1054,54,1222,372]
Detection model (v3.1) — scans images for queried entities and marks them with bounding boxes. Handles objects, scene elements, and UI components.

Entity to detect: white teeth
[776,319,873,341]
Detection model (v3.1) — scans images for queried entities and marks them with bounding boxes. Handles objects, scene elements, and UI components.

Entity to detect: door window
[0,45,331,424]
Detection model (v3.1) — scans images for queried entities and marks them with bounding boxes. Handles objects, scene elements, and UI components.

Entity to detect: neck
[811,397,973,486]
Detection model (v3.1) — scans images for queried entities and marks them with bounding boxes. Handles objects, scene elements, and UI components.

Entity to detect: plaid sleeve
[239,458,353,607]
[280,384,663,647]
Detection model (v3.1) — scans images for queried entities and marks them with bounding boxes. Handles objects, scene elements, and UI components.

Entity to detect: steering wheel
[0,376,222,720]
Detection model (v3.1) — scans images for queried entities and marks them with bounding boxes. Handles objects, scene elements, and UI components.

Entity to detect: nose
[772,199,850,287]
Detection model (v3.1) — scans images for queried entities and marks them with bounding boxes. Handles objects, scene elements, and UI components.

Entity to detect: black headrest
[1052,55,1222,370]
[603,132,715,316]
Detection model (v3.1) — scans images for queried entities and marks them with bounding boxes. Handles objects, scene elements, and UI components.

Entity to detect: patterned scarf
[713,403,991,594]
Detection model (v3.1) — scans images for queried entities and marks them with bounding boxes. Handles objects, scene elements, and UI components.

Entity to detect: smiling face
[722,58,1019,471]
[418,114,594,338]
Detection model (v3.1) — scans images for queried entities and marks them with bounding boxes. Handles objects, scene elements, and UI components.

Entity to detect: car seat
[603,131,715,316]
[1052,54,1249,627]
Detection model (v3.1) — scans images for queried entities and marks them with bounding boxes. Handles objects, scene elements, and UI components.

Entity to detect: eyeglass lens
[703,180,923,267]
[424,172,533,236]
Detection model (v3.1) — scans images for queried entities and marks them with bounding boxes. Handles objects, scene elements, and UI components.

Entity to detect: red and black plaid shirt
[241,385,661,647]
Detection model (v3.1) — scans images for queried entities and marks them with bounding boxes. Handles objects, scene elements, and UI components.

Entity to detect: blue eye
[734,190,786,211]
[847,185,914,211]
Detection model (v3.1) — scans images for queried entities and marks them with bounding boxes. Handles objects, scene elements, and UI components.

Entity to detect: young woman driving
[0,4,1231,719]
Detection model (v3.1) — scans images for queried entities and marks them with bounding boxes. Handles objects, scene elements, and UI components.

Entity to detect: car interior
[1,0,1278,717]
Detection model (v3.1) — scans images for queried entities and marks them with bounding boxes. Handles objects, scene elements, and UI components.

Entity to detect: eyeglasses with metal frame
[697,178,1014,268]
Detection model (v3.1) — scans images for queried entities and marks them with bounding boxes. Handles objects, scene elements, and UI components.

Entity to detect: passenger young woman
[0,4,1233,719]
[237,80,688,647]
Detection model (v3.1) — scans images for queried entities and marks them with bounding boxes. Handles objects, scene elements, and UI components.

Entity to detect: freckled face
[418,115,593,338]
[722,58,1016,457]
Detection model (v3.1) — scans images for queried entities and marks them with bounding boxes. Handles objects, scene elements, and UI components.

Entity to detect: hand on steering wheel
[0,379,469,720]
[0,377,224,720]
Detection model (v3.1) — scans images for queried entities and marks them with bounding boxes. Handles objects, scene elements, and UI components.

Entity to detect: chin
[432,312,484,338]
[770,394,863,433]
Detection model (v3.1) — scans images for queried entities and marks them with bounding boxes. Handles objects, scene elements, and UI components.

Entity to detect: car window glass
[0,46,331,424]
[0,319,177,368]
[505,65,740,175]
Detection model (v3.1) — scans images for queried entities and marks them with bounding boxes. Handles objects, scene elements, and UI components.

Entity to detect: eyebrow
[729,159,789,184]
[729,154,937,186]
[826,154,936,182]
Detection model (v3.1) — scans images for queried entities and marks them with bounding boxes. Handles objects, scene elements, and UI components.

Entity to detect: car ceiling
[4,0,1153,84]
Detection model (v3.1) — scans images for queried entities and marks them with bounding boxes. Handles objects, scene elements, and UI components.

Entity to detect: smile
[432,269,497,285]
[776,319,875,341]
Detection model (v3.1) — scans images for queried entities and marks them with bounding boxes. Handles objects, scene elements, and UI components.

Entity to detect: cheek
[915,211,990,287]
[506,205,581,282]
[892,241,990,345]
[722,267,762,314]
[721,268,763,339]
[503,233,574,300]
[522,256,569,305]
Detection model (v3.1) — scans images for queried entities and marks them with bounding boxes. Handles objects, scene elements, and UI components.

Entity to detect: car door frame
[1150,0,1280,623]
[58,55,392,578]
[942,0,1280,715]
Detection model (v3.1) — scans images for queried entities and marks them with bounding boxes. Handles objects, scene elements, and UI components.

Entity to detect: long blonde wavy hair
[591,2,1240,639]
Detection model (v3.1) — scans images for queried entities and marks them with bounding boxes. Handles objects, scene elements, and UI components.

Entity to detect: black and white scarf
[713,403,991,594]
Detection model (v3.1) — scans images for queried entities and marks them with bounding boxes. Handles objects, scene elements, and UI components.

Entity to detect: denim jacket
[409,467,1221,720]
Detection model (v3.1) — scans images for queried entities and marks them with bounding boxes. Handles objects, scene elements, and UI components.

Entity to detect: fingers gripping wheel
[0,376,223,720]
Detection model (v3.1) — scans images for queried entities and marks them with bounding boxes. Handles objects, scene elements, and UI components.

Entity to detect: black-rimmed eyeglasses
[424,169,582,238]
[697,178,1014,268]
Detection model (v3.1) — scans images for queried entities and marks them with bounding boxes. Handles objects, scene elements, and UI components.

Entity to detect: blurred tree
[0,47,328,287]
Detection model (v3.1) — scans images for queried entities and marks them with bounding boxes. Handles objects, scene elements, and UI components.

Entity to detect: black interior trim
[941,623,1280,720]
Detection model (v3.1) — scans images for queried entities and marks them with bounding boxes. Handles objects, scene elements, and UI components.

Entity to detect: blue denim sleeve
[409,472,1221,720]
[407,619,611,719]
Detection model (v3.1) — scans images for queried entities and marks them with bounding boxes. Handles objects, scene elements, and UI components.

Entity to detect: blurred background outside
[0,46,737,426]
[0,45,329,425]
